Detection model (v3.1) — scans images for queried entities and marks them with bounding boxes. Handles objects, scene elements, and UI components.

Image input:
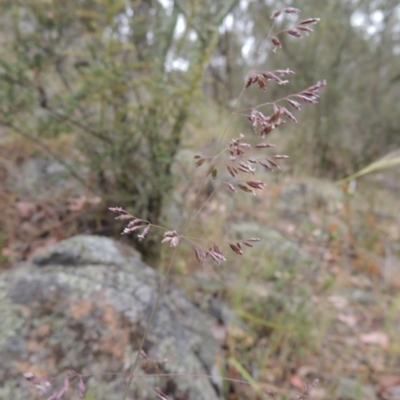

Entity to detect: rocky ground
[1,143,399,400]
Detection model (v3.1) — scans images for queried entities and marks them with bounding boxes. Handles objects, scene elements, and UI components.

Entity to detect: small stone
[335,378,377,400]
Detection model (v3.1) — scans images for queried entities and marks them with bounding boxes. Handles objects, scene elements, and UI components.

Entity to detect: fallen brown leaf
[16,201,36,219]
[290,375,305,390]
[337,313,358,327]
[359,331,388,348]
[378,374,400,389]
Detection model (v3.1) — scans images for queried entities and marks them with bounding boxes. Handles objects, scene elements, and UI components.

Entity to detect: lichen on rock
[0,235,220,400]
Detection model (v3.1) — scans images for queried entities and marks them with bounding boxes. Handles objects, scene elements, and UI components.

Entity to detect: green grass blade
[337,152,400,185]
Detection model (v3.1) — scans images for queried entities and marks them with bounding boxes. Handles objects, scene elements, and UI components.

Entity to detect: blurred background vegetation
[0,0,400,399]
[0,0,399,261]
